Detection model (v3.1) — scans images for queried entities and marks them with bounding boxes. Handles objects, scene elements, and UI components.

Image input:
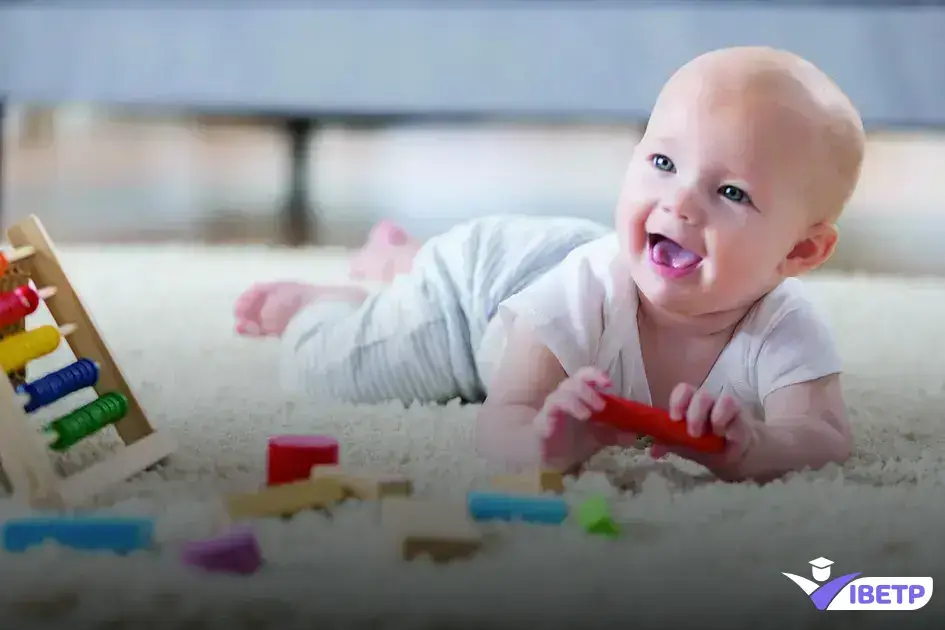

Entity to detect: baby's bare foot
[349,220,421,282]
[235,282,367,337]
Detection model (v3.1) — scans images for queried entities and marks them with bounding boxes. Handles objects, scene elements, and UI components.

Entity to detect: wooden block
[381,497,482,563]
[490,470,565,495]
[468,491,569,525]
[225,477,345,519]
[311,465,413,500]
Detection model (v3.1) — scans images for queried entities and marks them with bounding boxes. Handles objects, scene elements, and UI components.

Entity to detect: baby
[235,46,865,482]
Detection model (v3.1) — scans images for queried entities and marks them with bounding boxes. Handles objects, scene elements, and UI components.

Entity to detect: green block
[577,495,620,537]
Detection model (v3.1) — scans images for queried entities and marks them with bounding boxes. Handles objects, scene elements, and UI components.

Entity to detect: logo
[783,557,933,611]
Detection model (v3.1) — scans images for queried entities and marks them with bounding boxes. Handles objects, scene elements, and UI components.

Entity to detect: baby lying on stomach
[235,45,864,483]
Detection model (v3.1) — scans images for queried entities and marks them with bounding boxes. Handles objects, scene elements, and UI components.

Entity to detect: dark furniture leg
[280,117,316,246]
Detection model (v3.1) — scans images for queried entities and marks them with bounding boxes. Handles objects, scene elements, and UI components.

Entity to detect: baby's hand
[534,367,638,471]
[233,281,322,337]
[649,383,758,477]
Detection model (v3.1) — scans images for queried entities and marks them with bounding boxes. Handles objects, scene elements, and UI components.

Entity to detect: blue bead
[20,358,99,412]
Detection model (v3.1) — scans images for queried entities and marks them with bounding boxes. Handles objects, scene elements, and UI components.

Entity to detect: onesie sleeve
[495,237,613,376]
[754,298,843,401]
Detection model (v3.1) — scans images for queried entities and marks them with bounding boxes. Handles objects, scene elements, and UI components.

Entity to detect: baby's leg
[236,220,418,336]
[348,220,422,281]
[235,282,367,337]
[279,224,488,405]
[279,214,610,405]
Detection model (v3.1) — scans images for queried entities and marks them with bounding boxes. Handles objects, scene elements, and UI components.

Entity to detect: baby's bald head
[650,46,865,223]
[616,47,866,310]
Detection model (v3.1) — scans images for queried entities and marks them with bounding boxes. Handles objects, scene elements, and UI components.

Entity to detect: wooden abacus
[0,215,174,509]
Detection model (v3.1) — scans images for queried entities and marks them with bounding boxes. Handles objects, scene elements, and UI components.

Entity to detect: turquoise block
[467,491,568,524]
[2,516,154,553]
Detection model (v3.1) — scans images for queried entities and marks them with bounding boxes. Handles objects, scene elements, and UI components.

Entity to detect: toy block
[0,215,174,509]
[467,491,568,524]
[381,497,482,563]
[267,434,339,486]
[311,464,413,500]
[181,526,263,575]
[490,469,564,495]
[577,495,620,538]
[2,515,154,553]
[225,477,345,519]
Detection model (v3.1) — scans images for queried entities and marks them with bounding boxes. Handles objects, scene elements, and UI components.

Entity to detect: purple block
[181,526,263,575]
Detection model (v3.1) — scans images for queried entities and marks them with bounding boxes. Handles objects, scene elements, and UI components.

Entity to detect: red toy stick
[592,392,726,453]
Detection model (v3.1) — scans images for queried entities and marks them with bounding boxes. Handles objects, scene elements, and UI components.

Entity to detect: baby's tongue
[653,237,701,269]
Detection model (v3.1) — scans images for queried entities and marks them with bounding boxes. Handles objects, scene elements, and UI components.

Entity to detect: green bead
[577,495,620,538]
[44,392,128,451]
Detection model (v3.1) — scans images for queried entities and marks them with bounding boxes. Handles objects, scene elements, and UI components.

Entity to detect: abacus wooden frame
[0,215,174,508]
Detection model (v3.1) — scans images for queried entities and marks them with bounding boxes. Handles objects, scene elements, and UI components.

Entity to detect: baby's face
[616,69,833,317]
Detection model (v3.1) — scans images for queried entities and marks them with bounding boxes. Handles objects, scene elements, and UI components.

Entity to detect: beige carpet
[0,245,942,629]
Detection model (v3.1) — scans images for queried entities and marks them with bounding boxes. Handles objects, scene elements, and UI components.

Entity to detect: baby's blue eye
[719,185,750,204]
[651,154,676,173]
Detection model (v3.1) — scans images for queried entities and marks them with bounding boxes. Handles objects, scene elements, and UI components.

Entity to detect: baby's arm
[724,373,851,482]
[475,319,567,466]
[664,295,851,483]
[476,322,615,472]
[475,235,617,470]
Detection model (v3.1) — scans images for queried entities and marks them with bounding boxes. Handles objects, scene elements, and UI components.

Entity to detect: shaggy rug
[0,245,942,630]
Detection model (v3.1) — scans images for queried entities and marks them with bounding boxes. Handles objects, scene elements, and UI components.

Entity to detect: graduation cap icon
[809,557,834,582]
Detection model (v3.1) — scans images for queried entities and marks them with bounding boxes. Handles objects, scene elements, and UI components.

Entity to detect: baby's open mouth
[647,233,703,270]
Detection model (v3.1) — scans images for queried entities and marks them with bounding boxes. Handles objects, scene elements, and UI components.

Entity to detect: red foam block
[591,393,726,453]
[266,435,339,486]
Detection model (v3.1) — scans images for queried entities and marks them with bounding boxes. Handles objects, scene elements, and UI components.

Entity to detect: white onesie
[486,234,842,420]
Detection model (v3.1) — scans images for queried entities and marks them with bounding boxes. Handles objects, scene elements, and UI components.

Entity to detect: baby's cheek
[703,233,746,279]
[716,234,779,289]
[614,206,646,251]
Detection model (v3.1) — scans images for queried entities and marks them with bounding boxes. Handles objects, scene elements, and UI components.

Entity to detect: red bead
[0,285,39,329]
[15,286,40,315]
[266,435,339,486]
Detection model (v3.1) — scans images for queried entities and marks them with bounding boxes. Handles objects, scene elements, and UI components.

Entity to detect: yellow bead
[0,326,62,373]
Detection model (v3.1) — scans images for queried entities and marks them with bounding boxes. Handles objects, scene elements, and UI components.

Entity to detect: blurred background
[2,3,945,274]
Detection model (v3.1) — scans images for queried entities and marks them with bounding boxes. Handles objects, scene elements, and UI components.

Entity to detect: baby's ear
[778,222,838,277]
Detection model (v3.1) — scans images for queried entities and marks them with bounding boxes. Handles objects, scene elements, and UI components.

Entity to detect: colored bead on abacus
[45,392,129,451]
[0,325,62,374]
[18,358,100,413]
[0,286,41,329]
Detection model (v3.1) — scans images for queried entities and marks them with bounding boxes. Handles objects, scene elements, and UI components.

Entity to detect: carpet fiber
[0,245,943,629]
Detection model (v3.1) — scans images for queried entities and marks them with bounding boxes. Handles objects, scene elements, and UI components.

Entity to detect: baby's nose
[664,188,704,224]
